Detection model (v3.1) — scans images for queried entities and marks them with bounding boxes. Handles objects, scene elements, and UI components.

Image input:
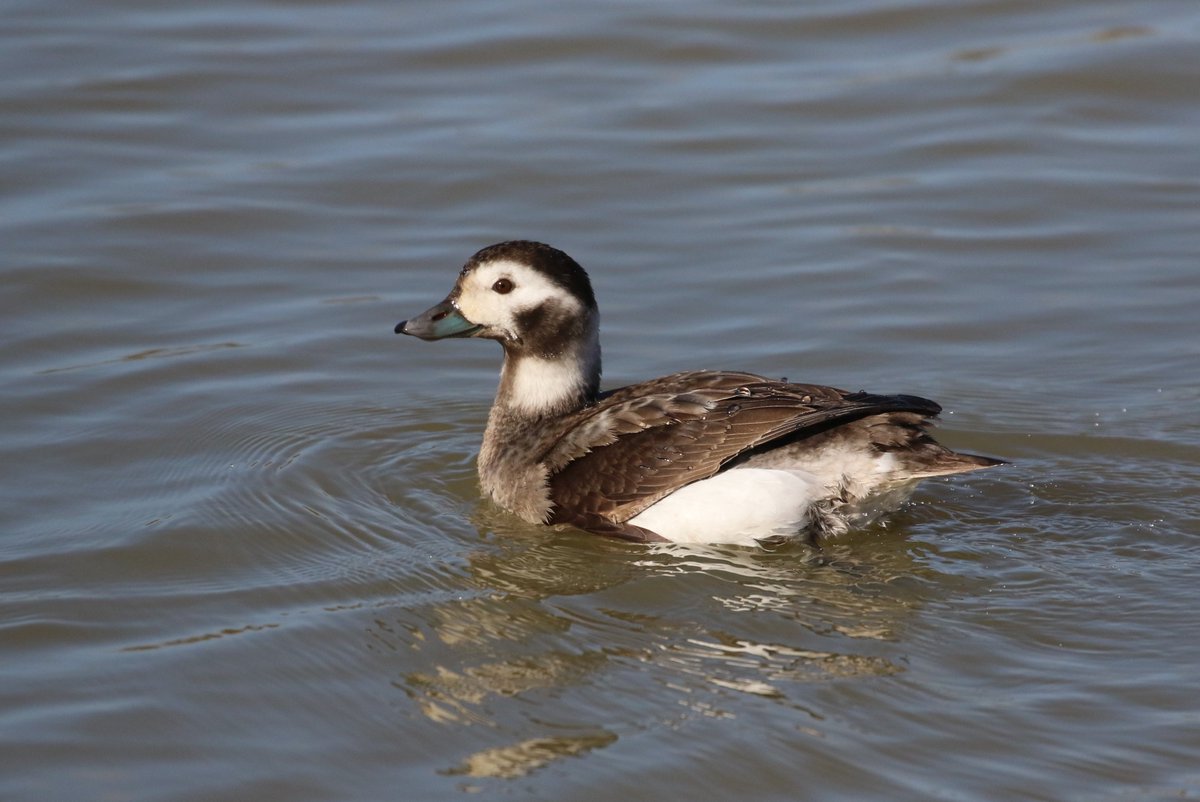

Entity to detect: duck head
[396,241,603,414]
[397,241,596,353]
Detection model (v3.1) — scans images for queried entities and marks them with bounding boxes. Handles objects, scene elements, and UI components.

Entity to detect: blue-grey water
[2,0,1199,799]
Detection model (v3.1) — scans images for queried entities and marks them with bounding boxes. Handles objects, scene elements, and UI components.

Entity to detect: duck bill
[395,299,482,340]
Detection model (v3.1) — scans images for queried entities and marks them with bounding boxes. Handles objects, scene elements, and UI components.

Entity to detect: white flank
[627,468,829,546]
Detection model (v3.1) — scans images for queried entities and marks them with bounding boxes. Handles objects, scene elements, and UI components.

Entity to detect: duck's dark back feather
[542,370,958,534]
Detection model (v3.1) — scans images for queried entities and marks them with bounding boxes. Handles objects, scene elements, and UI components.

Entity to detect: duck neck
[491,321,601,422]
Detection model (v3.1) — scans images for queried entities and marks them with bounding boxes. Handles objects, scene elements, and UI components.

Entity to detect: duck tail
[905,450,1007,479]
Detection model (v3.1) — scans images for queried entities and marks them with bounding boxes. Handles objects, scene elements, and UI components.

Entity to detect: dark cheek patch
[515,304,547,335]
[515,302,582,359]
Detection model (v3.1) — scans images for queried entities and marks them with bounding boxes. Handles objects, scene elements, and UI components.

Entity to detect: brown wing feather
[543,371,942,533]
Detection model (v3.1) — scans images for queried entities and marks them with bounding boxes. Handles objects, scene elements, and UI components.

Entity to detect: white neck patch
[504,355,588,415]
[508,321,600,411]
[501,321,600,415]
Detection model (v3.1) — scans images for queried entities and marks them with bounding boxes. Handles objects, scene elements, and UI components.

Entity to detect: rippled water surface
[3,0,1199,799]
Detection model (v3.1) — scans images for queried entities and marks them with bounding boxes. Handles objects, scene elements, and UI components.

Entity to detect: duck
[396,240,1004,546]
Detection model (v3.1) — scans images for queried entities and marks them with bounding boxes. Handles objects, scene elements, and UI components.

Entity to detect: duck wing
[540,371,941,539]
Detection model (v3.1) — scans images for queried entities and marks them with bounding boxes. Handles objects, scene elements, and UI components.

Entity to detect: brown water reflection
[382,529,943,777]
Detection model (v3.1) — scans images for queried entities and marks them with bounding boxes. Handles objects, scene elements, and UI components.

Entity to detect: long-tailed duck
[396,240,1003,546]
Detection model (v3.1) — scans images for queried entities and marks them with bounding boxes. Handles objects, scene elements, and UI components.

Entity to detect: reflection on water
[383,529,941,776]
[443,731,619,781]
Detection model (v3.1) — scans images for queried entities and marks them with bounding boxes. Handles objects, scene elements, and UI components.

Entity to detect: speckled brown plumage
[533,370,997,541]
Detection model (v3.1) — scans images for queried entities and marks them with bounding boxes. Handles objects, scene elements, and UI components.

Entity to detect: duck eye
[492,278,514,294]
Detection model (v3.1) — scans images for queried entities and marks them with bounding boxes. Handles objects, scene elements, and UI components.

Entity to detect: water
[2,0,1199,799]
